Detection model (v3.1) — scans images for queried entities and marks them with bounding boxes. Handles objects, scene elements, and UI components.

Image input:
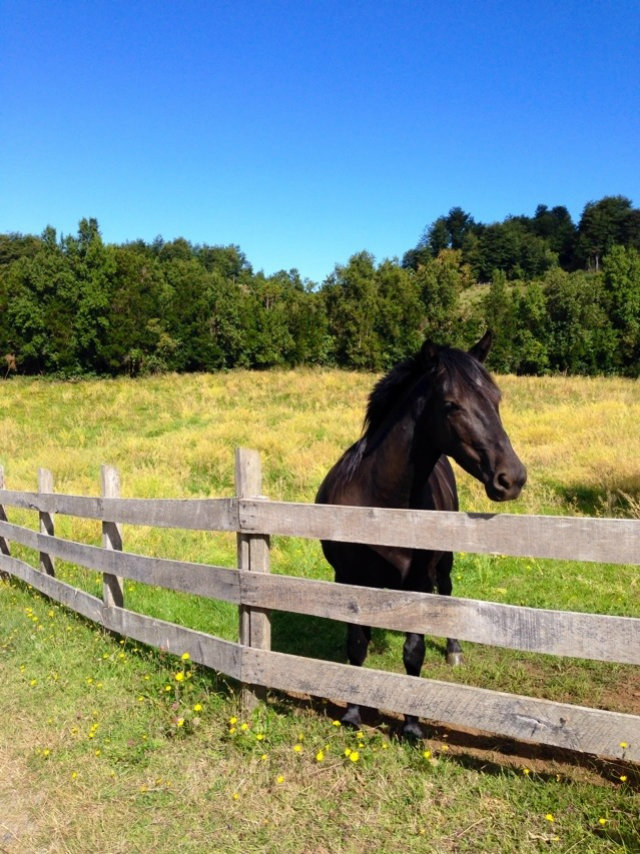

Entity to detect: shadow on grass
[551,476,640,517]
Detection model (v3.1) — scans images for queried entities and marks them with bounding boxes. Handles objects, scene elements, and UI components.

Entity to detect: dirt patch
[0,751,45,854]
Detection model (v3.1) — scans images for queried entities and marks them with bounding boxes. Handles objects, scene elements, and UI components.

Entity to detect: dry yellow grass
[2,370,640,516]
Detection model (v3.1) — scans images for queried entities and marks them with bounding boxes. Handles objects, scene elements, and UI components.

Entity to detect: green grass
[2,370,640,852]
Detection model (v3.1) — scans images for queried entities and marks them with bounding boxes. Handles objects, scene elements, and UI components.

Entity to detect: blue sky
[2,0,639,284]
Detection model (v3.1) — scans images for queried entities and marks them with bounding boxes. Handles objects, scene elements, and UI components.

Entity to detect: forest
[1,195,640,377]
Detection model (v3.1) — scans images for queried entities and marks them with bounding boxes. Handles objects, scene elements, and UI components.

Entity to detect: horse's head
[421,332,526,502]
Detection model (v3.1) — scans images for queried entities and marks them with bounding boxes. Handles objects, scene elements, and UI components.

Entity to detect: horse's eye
[444,401,460,414]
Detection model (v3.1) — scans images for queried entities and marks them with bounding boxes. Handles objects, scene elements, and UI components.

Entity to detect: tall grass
[1,370,640,853]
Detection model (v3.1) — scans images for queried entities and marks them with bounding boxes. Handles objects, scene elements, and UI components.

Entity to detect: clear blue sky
[2,0,639,284]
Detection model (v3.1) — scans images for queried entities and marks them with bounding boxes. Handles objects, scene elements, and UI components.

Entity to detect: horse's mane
[338,344,498,482]
[363,353,423,437]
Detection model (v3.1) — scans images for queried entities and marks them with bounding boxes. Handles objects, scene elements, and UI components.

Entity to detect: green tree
[577,196,636,271]
[602,244,640,371]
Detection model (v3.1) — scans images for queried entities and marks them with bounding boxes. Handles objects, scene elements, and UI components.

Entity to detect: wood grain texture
[101,465,124,608]
[0,467,9,559]
[238,500,640,565]
[239,571,640,664]
[102,607,243,680]
[38,468,55,576]
[236,447,271,710]
[0,489,238,531]
[243,647,640,761]
[0,518,240,602]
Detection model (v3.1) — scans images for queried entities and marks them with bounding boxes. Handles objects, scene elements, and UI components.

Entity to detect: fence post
[38,468,55,576]
[0,467,9,570]
[101,465,124,608]
[235,447,271,711]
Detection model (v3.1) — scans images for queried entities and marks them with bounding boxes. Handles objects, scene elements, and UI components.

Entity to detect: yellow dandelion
[42,748,51,758]
[293,744,303,753]
[523,767,530,776]
[240,722,249,731]
[71,772,78,780]
[229,727,236,735]
[260,753,268,761]
[344,748,352,757]
[276,774,285,784]
[232,792,240,801]
[545,814,554,822]
[193,703,203,712]
[423,750,431,759]
[620,741,629,749]
[620,775,628,782]
[316,750,325,762]
[140,785,148,793]
[164,685,172,692]
[599,818,607,826]
[349,751,360,762]
[256,733,265,741]
[332,720,341,727]
[95,749,101,756]
[181,652,191,661]
[176,718,185,727]
[174,672,185,682]
[229,716,238,725]
[29,679,37,687]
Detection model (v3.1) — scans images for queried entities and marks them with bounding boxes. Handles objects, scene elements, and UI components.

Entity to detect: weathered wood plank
[38,468,56,577]
[0,518,241,602]
[239,572,640,665]
[102,607,243,681]
[243,647,640,761]
[239,500,640,565]
[0,552,104,624]
[0,467,9,559]
[236,447,271,710]
[101,465,123,608]
[0,490,238,531]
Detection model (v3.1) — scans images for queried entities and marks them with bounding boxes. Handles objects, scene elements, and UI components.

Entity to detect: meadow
[1,369,640,853]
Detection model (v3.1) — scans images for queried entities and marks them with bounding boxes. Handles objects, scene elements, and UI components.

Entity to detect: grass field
[1,369,640,853]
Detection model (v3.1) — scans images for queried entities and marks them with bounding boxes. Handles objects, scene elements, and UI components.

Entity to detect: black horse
[316,332,526,737]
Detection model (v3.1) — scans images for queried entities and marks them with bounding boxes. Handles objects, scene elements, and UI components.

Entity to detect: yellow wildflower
[181,652,191,661]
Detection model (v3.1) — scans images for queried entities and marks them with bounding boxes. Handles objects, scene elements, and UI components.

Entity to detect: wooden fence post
[101,465,124,608]
[38,468,55,576]
[235,447,271,710]
[0,467,9,571]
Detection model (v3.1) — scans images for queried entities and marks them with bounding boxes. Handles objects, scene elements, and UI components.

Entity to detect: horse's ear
[468,330,492,363]
[420,340,440,372]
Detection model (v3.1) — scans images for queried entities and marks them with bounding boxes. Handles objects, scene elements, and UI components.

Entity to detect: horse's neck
[368,410,440,508]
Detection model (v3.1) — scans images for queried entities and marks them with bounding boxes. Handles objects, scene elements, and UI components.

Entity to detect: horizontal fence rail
[1,450,639,763]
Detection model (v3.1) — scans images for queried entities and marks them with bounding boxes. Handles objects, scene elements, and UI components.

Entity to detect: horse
[315,332,526,738]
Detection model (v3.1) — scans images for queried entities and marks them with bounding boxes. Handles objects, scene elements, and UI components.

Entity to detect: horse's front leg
[402,631,426,738]
[341,623,371,728]
[436,552,463,666]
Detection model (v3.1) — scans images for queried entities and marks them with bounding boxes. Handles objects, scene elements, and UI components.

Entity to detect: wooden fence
[1,448,640,763]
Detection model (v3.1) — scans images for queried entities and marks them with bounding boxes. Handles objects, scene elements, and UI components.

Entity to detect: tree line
[1,195,640,378]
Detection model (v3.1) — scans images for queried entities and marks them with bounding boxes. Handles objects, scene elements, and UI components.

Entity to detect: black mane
[363,344,499,439]
[363,353,423,437]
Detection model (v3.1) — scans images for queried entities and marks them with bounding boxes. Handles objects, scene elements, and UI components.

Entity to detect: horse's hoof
[341,707,362,729]
[402,720,424,740]
[446,651,464,666]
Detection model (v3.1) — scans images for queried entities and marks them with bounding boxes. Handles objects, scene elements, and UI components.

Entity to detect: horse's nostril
[496,472,511,490]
